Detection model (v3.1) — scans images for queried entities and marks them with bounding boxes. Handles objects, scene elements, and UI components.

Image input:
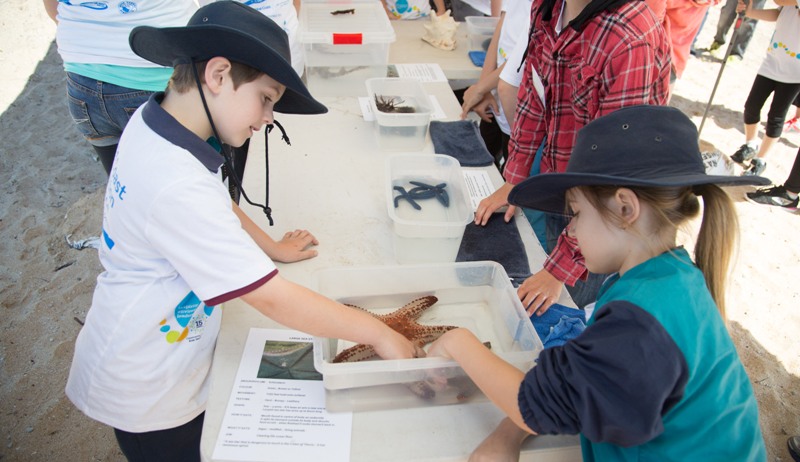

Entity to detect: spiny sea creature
[332,296,456,363]
[374,95,416,113]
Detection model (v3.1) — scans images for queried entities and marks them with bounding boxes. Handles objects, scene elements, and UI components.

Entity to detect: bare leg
[754,135,778,160]
[744,123,759,144]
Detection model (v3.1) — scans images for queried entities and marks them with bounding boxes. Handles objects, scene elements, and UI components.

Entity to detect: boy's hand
[269,229,319,263]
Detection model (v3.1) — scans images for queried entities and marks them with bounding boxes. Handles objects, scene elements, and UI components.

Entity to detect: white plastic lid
[298,2,396,45]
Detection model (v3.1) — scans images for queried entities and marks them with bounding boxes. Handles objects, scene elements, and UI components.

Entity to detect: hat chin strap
[190,62,291,226]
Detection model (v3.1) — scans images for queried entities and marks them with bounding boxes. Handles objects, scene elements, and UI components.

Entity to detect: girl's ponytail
[692,184,738,318]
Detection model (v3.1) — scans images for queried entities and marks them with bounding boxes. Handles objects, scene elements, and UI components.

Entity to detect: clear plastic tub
[464,16,499,51]
[299,2,395,96]
[366,78,432,151]
[312,261,543,412]
[386,153,472,263]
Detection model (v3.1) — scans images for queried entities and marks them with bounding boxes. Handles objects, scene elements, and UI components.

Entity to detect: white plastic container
[465,16,499,51]
[312,261,542,412]
[299,1,395,96]
[386,153,472,263]
[367,78,432,151]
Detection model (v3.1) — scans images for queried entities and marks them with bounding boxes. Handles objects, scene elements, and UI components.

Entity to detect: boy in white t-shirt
[65,3,421,460]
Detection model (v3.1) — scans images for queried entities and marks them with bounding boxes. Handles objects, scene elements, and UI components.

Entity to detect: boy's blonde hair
[167,59,263,94]
[573,184,737,318]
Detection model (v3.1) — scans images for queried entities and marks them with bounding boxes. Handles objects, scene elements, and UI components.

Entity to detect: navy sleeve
[518,301,689,447]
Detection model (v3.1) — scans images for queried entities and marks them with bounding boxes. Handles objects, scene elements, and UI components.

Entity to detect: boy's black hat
[508,105,770,214]
[129,1,326,115]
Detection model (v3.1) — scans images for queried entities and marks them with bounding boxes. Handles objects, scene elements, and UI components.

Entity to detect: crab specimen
[374,95,416,113]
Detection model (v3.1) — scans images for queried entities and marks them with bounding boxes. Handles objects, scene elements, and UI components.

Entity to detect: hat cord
[190,62,290,227]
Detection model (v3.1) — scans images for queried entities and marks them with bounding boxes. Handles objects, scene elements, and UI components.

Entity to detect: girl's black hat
[508,105,770,214]
[129,1,326,115]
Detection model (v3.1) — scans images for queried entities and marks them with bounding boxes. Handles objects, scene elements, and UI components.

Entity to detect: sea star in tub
[332,295,456,363]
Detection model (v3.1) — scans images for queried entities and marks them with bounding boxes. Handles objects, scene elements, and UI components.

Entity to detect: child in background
[383,0,447,19]
[429,106,767,460]
[459,0,532,171]
[730,0,800,176]
[65,3,420,460]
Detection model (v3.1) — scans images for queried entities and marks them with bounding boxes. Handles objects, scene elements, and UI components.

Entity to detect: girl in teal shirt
[429,105,768,460]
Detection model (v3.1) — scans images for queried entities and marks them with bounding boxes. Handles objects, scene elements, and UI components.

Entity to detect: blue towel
[530,303,586,348]
[456,214,531,282]
[430,120,495,167]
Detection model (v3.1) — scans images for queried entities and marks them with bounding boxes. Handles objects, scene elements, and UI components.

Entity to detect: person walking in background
[474,0,671,313]
[430,106,768,461]
[729,0,800,177]
[708,0,766,61]
[43,0,197,175]
[746,146,800,212]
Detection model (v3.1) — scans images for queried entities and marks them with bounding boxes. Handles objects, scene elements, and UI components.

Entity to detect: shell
[421,10,458,51]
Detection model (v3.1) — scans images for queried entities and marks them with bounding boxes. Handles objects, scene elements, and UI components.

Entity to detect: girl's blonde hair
[574,184,738,318]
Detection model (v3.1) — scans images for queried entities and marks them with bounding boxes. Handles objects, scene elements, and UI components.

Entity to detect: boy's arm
[241,275,420,360]
[432,0,447,15]
[232,202,319,263]
[43,0,58,22]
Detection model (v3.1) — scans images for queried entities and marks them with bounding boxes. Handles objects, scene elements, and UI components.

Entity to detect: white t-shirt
[757,5,800,84]
[491,0,532,134]
[387,0,433,19]
[56,0,197,67]
[66,95,277,433]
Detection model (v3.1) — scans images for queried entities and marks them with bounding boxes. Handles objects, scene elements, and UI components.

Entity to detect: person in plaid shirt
[474,0,671,314]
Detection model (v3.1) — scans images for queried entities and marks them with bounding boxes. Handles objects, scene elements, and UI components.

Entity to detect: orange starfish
[332,295,456,363]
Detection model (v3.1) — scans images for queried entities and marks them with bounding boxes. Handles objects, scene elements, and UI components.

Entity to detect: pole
[698,10,746,137]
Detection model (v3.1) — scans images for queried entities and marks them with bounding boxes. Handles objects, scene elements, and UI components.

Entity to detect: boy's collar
[141,93,225,173]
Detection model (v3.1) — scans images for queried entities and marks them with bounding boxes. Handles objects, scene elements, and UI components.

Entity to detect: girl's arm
[232,201,319,263]
[428,328,537,434]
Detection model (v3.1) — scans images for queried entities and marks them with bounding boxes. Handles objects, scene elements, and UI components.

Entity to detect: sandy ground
[1,1,798,461]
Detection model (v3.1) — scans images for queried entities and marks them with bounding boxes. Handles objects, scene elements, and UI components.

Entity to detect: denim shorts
[66,72,153,147]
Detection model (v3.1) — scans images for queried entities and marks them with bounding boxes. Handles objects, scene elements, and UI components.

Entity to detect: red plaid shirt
[506,0,671,285]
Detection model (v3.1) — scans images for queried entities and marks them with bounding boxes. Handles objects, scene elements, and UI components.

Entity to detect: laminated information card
[213,328,352,462]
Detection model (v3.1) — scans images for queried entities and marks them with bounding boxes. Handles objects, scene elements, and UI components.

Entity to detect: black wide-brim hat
[129,1,326,115]
[508,105,771,214]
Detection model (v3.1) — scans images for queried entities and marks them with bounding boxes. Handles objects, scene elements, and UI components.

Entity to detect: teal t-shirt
[581,248,766,461]
[65,63,172,92]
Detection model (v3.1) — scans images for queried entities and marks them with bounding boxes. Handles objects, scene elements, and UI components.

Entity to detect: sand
[0,1,798,461]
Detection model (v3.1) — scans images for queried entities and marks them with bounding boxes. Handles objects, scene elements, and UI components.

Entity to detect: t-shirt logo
[158,291,215,344]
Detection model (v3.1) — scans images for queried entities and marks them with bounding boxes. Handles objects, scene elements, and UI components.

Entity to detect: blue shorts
[66,72,153,147]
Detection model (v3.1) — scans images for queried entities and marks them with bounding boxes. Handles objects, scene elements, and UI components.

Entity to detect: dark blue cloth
[430,120,495,167]
[456,214,531,281]
[530,303,586,348]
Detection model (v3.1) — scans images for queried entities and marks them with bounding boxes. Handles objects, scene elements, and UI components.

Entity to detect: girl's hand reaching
[372,328,425,360]
[518,269,563,316]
